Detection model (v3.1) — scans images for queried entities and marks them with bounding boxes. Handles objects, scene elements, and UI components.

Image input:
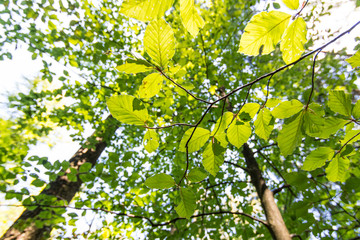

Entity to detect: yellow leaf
[139,73,163,99]
[238,11,291,56]
[280,17,307,64]
[346,50,360,68]
[282,0,300,10]
[180,0,205,37]
[144,19,175,68]
[120,0,174,22]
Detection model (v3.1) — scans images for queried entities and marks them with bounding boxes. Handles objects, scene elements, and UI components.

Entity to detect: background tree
[0,0,360,239]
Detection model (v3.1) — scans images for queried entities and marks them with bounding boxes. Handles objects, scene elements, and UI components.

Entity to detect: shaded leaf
[145,173,175,189]
[187,168,207,182]
[302,147,334,171]
[175,188,196,219]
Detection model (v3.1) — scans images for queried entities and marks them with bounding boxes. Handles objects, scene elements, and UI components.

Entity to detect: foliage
[1,0,360,239]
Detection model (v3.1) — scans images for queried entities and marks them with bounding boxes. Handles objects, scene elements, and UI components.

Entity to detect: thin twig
[211,21,360,106]
[306,50,321,108]
[157,67,212,104]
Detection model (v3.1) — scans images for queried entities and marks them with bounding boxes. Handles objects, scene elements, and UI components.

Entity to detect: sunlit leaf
[144,18,175,68]
[145,173,175,189]
[139,73,163,99]
[302,147,334,171]
[120,0,174,22]
[280,17,307,64]
[107,95,149,125]
[238,11,291,56]
[352,99,360,119]
[179,127,210,153]
[278,111,304,156]
[282,0,299,10]
[175,188,196,219]
[254,108,273,140]
[326,155,350,182]
[202,141,225,176]
[143,129,159,153]
[180,0,205,37]
[346,50,360,68]
[116,62,153,74]
[272,99,303,119]
[227,121,251,148]
[328,90,352,117]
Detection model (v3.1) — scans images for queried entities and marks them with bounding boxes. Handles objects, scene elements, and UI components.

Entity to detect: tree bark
[1,116,119,240]
[242,143,291,240]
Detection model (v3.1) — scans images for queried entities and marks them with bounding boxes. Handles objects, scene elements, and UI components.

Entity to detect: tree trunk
[1,116,119,240]
[242,143,291,240]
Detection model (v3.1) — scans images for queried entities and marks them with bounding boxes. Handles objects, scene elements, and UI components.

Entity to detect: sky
[0,0,359,238]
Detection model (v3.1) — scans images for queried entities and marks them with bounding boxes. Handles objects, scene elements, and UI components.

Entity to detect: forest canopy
[0,0,360,239]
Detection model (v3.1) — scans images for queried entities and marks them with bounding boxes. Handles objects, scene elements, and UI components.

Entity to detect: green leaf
[32,179,45,187]
[175,188,196,219]
[144,18,175,68]
[303,106,325,137]
[238,11,291,56]
[352,99,360,119]
[273,2,281,9]
[254,108,273,140]
[282,0,299,9]
[239,103,260,119]
[272,99,303,119]
[144,173,175,189]
[326,155,350,182]
[211,112,233,147]
[328,90,352,116]
[116,62,153,74]
[107,95,149,126]
[187,168,207,182]
[278,111,304,156]
[202,141,225,176]
[315,117,348,139]
[180,0,205,37]
[139,73,163,99]
[280,17,307,64]
[346,50,360,68]
[342,129,360,145]
[302,147,334,171]
[143,129,159,153]
[179,127,210,153]
[79,162,92,173]
[120,0,174,22]
[227,121,251,148]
